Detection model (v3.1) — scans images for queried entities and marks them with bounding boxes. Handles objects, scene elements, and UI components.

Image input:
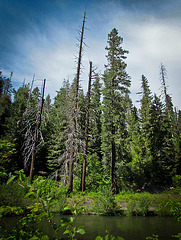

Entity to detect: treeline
[0,27,181,194]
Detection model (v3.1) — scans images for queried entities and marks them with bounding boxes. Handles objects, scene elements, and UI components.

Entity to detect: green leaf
[95,236,103,240]
[37,212,46,219]
[63,229,70,235]
[70,216,73,222]
[63,206,69,211]
[40,235,49,240]
[61,217,69,223]
[7,175,16,185]
[43,200,48,207]
[105,234,109,240]
[77,228,85,235]
[25,191,34,198]
[29,236,39,240]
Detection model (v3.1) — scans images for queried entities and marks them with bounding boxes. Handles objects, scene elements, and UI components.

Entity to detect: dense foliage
[0,28,181,194]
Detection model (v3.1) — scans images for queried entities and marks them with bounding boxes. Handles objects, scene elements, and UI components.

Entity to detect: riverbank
[65,188,181,217]
[0,177,181,240]
[0,178,181,218]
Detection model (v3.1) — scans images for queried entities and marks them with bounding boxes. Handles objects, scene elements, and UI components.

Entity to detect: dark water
[40,215,181,240]
[1,215,181,240]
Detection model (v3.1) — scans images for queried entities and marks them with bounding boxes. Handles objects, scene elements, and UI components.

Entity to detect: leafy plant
[95,231,124,240]
[135,194,150,216]
[93,188,118,215]
[61,202,85,240]
[146,234,159,240]
[0,170,85,240]
[173,232,181,240]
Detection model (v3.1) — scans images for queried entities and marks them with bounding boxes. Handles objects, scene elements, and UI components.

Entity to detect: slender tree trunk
[68,10,86,193]
[81,61,92,191]
[111,75,118,194]
[29,79,46,182]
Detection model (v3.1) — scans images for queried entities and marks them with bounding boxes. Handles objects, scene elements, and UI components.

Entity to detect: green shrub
[0,139,17,179]
[34,178,67,213]
[125,199,136,215]
[135,194,150,216]
[172,175,181,188]
[0,181,30,207]
[93,188,118,215]
[0,205,24,217]
[154,197,181,217]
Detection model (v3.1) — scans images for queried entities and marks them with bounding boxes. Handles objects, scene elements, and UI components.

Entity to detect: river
[1,215,181,239]
[40,215,181,240]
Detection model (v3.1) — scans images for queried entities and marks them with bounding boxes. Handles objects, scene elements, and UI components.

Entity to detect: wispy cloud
[0,0,181,109]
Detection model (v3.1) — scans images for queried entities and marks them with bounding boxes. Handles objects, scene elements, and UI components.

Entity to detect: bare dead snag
[68,10,86,193]
[29,79,46,182]
[81,61,92,191]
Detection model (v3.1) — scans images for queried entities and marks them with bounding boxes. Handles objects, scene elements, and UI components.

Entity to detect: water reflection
[41,215,181,240]
[1,215,180,240]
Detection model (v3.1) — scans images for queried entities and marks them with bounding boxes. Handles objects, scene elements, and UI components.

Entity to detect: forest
[0,10,181,194]
[0,10,181,240]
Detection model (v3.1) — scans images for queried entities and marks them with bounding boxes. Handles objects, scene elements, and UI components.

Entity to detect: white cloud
[5,2,181,109]
[110,13,181,108]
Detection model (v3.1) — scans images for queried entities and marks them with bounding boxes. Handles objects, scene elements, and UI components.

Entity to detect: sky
[0,0,181,109]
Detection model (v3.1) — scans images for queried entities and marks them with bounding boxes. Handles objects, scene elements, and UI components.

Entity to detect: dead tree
[80,61,92,191]
[67,10,86,193]
[29,79,46,182]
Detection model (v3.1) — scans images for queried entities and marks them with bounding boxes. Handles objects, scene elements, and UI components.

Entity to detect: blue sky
[0,0,181,108]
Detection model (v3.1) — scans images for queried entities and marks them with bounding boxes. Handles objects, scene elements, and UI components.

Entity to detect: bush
[35,178,67,213]
[135,194,150,216]
[172,175,181,188]
[93,188,118,215]
[0,181,30,207]
[0,139,17,178]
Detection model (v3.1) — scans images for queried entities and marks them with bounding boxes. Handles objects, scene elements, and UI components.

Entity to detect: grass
[66,188,181,217]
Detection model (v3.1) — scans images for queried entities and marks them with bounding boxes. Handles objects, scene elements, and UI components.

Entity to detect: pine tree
[84,73,104,191]
[160,64,180,178]
[6,84,30,169]
[89,73,102,161]
[0,71,13,137]
[137,75,153,188]
[149,94,175,186]
[126,98,144,189]
[160,63,176,144]
[102,28,131,193]
[47,80,71,182]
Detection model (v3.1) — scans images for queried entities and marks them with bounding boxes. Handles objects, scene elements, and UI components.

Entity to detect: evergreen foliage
[0,27,180,193]
[101,28,131,193]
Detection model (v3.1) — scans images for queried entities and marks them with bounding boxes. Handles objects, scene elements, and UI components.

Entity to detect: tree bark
[29,79,46,182]
[111,75,118,194]
[81,61,92,191]
[68,10,86,193]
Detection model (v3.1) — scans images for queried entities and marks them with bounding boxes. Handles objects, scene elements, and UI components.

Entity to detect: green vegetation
[0,171,181,239]
[0,15,181,239]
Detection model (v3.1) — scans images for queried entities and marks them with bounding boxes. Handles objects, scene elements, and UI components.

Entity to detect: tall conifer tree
[102,28,131,193]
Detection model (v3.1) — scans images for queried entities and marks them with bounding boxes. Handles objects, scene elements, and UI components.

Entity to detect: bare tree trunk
[29,79,46,182]
[111,136,117,194]
[111,74,118,194]
[68,10,86,193]
[81,61,92,191]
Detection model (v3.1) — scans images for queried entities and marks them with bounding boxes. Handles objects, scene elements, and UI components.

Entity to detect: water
[41,215,181,240]
[1,215,181,240]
